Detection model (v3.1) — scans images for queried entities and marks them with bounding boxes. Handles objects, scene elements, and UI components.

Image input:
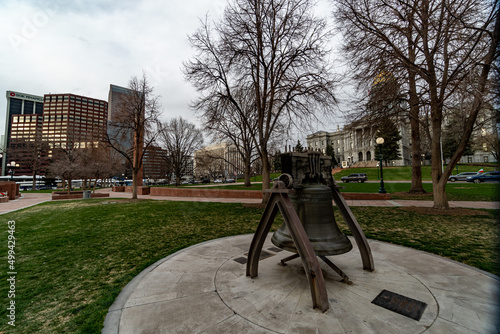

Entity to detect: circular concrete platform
[103,234,499,334]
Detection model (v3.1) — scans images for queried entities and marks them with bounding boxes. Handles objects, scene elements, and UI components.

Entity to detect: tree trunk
[92,177,98,193]
[408,66,426,194]
[67,178,71,194]
[32,170,37,191]
[261,149,271,204]
[409,108,426,194]
[409,123,425,193]
[430,107,448,209]
[432,178,448,209]
[244,154,252,187]
[132,169,138,199]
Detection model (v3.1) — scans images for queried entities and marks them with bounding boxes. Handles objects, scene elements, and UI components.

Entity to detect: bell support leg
[331,186,375,272]
[279,253,300,266]
[319,256,352,285]
[276,193,329,312]
[246,193,280,279]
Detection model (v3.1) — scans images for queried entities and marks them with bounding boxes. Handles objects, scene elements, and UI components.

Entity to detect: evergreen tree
[273,150,282,172]
[325,144,338,166]
[295,140,304,153]
[375,119,402,165]
[443,137,474,160]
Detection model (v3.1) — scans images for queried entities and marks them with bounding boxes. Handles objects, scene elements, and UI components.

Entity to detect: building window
[484,156,489,162]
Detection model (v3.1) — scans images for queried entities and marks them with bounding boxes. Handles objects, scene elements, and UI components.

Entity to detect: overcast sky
[0,0,346,146]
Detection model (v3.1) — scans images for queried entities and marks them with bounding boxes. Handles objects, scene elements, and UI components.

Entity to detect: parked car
[466,171,500,183]
[202,178,211,184]
[214,179,222,183]
[224,179,236,183]
[340,173,368,183]
[448,172,479,182]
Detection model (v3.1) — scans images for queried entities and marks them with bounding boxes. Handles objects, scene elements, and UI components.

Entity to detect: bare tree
[202,88,259,187]
[158,117,203,186]
[107,73,161,199]
[184,0,338,202]
[335,0,499,208]
[79,145,122,192]
[47,139,82,194]
[9,137,49,190]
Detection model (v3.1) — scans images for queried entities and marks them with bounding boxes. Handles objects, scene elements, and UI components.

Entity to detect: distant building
[3,91,44,175]
[142,145,168,180]
[108,84,132,123]
[107,84,143,185]
[194,142,244,179]
[454,106,498,164]
[307,120,411,167]
[42,93,108,155]
[8,113,47,176]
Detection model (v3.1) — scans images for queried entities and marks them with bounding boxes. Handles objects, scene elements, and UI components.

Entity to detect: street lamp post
[7,161,19,181]
[376,138,386,194]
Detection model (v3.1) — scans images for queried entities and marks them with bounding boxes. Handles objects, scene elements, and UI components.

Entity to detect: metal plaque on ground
[372,289,427,321]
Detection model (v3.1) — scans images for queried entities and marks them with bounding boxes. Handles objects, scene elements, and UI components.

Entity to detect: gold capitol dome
[372,71,395,88]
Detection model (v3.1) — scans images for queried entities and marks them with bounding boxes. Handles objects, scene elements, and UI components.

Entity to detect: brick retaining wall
[0,182,20,200]
[52,192,110,200]
[150,187,263,199]
[124,186,150,195]
[148,187,390,200]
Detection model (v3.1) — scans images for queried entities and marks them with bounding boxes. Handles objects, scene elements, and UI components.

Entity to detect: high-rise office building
[108,84,133,123]
[42,93,108,156]
[3,91,44,175]
[142,145,168,180]
[107,84,143,185]
[9,114,47,176]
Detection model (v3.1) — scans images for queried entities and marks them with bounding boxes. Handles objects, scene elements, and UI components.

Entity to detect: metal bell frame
[246,151,374,312]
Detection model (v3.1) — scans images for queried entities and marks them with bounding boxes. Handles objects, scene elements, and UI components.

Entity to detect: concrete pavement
[0,192,51,215]
[102,234,500,333]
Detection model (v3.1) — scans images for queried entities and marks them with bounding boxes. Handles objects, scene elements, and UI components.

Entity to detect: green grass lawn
[339,182,499,201]
[0,199,498,333]
[333,164,498,181]
[191,180,499,201]
[237,172,281,183]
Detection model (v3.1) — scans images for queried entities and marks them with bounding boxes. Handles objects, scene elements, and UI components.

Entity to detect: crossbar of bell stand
[280,253,352,284]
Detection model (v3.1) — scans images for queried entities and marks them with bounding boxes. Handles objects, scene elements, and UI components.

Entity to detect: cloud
[0,0,343,149]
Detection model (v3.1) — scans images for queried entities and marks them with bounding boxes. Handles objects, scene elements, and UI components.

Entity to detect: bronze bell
[271,183,352,256]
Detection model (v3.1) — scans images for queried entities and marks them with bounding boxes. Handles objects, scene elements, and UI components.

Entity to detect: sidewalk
[0,188,498,215]
[94,188,500,209]
[0,192,51,215]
